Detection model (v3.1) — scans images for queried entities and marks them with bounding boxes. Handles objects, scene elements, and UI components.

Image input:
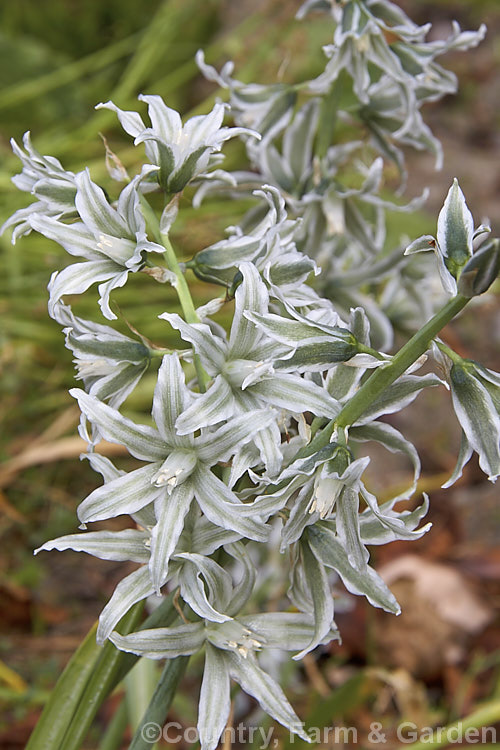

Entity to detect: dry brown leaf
[380,555,493,634]
[0,438,128,489]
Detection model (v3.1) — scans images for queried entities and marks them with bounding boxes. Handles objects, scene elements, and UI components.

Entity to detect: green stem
[265,294,470,494]
[139,197,163,244]
[148,347,173,358]
[357,344,388,361]
[398,700,500,750]
[335,294,469,431]
[160,234,199,325]
[160,231,210,392]
[128,657,189,750]
[139,194,209,391]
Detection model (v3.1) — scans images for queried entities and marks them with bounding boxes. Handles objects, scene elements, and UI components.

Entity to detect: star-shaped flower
[0,131,77,242]
[30,169,165,319]
[71,353,275,593]
[161,263,341,476]
[109,551,333,749]
[97,95,258,193]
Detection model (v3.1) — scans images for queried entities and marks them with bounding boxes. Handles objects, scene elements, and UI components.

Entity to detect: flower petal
[228,652,310,741]
[110,622,206,658]
[159,313,226,374]
[307,524,400,614]
[70,388,168,460]
[225,542,256,617]
[35,529,150,563]
[198,643,231,750]
[48,261,122,318]
[228,262,269,358]
[77,463,163,524]
[30,215,101,259]
[251,374,340,418]
[97,566,155,644]
[193,467,269,542]
[175,375,235,435]
[293,540,335,660]
[149,481,195,593]
[437,178,474,266]
[152,353,194,445]
[196,409,276,464]
[350,420,420,501]
[450,364,500,481]
[175,553,233,623]
[353,374,441,424]
[75,169,131,238]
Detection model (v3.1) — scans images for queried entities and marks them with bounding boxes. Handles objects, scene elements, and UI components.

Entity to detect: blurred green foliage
[0,1,498,744]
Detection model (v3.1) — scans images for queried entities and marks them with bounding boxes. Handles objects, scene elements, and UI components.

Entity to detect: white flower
[405,179,490,295]
[0,132,77,242]
[70,353,275,593]
[31,170,165,319]
[97,95,259,193]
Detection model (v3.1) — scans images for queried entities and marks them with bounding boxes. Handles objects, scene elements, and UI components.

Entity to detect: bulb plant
[3,1,498,748]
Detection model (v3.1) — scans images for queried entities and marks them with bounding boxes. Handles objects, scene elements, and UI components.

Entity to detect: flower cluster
[3,2,499,747]
[195,0,486,342]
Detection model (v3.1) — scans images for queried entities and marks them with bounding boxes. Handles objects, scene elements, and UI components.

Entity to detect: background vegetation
[0,0,499,747]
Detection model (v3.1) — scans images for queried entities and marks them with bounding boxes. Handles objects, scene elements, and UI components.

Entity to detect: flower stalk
[160,231,210,392]
[334,293,470,430]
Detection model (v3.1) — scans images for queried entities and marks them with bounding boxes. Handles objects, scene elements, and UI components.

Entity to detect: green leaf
[58,602,145,750]
[128,657,189,750]
[25,622,102,750]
